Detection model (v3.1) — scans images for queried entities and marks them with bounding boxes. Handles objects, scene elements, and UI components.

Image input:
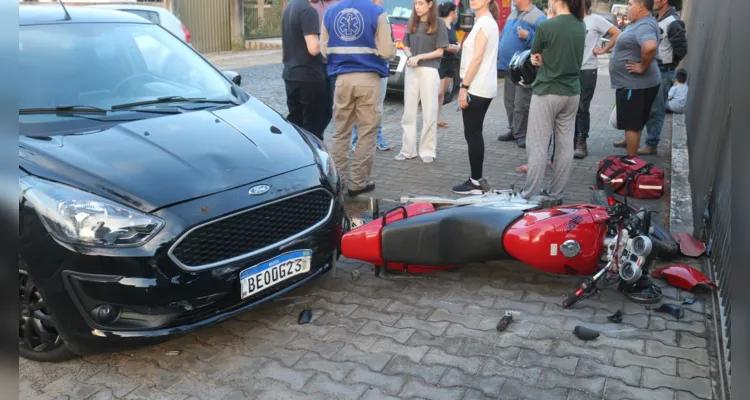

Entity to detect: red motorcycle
[341,186,679,308]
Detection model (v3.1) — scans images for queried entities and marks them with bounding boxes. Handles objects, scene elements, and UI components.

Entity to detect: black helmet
[509,50,537,88]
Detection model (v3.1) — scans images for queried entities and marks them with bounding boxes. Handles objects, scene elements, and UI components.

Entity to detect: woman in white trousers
[395,0,450,163]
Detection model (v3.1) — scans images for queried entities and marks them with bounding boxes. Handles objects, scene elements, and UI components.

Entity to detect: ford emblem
[248,184,270,195]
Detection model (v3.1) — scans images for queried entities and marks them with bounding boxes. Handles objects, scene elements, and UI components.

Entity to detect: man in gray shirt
[609,0,661,157]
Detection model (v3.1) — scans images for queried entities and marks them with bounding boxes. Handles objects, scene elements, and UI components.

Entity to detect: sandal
[613,140,626,148]
[438,121,448,128]
[515,161,553,174]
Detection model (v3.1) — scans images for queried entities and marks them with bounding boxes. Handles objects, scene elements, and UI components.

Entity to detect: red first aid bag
[596,156,665,199]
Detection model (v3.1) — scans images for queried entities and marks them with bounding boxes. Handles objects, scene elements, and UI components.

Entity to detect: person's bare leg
[626,130,641,157]
[437,78,447,126]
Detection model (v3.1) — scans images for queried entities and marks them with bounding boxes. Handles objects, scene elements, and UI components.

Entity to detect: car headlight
[295,126,339,187]
[20,176,165,247]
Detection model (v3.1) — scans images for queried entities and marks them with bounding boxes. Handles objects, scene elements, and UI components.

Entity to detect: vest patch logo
[334,8,365,41]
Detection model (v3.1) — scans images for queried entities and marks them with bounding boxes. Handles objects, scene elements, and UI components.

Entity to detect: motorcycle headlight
[20,176,165,247]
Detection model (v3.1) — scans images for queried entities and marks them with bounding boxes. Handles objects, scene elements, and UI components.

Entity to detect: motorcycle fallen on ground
[341,185,679,308]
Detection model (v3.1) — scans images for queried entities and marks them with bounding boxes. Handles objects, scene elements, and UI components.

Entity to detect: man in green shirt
[519,0,586,203]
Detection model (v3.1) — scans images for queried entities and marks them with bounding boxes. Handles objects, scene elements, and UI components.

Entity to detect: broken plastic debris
[298,309,312,325]
[351,270,360,281]
[496,311,521,332]
[573,326,600,341]
[607,310,623,324]
[648,303,684,320]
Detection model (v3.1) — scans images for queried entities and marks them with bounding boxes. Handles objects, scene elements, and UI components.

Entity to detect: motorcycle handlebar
[650,235,678,257]
[562,290,583,309]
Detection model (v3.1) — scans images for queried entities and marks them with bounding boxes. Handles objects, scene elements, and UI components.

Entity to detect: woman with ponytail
[518,0,586,203]
[450,0,500,194]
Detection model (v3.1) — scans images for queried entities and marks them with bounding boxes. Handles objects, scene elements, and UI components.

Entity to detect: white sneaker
[422,156,434,163]
[395,154,407,161]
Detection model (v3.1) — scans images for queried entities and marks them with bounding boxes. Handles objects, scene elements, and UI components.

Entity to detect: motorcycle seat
[380,206,524,266]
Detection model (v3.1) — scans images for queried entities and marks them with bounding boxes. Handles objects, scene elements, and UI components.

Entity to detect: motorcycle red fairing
[341,202,611,276]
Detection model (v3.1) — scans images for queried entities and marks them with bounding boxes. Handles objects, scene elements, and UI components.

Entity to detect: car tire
[19,260,77,363]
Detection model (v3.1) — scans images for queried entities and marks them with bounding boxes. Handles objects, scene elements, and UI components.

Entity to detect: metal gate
[683,0,731,389]
[175,0,233,53]
[244,0,285,39]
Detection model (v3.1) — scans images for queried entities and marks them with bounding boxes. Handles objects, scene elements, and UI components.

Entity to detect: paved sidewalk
[20,61,718,400]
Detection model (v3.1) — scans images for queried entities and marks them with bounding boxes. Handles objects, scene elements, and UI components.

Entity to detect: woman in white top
[450,0,500,195]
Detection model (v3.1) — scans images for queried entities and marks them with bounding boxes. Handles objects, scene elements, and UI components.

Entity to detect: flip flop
[438,121,448,128]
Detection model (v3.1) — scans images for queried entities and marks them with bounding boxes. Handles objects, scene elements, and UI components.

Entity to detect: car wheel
[19,262,76,362]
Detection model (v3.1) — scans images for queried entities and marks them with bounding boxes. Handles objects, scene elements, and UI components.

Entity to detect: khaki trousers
[331,72,382,191]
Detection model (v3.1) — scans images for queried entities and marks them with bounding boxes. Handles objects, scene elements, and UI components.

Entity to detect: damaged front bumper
[20,168,347,356]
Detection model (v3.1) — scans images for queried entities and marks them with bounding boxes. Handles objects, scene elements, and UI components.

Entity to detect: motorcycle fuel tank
[503,205,610,275]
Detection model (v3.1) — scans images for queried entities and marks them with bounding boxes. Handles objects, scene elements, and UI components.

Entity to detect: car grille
[169,189,334,269]
[389,56,401,71]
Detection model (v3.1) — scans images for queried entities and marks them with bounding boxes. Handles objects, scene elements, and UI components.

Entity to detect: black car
[18,5,346,362]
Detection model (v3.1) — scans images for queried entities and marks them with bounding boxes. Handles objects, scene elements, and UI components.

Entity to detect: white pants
[399,66,440,159]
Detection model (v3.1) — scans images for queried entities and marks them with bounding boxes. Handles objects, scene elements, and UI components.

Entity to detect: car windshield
[19,22,234,113]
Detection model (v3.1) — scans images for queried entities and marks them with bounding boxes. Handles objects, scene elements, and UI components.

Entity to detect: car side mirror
[222,71,242,86]
[458,12,475,31]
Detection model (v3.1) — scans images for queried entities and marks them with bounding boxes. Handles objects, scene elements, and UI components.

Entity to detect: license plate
[239,250,312,299]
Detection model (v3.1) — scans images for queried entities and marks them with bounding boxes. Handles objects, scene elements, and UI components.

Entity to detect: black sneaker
[451,178,491,195]
[497,130,514,141]
[348,181,375,197]
[517,137,526,148]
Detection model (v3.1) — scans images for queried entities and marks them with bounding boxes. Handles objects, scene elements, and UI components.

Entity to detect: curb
[668,113,693,234]
[244,40,282,50]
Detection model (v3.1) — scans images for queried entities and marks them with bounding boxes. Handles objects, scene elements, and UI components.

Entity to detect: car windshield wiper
[19,105,109,115]
[111,96,239,110]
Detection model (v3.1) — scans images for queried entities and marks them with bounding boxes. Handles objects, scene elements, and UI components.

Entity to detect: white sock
[471,178,481,186]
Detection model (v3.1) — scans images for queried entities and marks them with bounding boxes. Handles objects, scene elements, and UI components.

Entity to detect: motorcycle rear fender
[340,202,449,272]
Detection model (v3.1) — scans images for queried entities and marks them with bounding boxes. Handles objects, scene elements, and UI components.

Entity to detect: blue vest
[324,0,389,78]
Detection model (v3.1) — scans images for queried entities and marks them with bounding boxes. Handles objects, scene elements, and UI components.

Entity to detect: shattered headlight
[20,176,165,247]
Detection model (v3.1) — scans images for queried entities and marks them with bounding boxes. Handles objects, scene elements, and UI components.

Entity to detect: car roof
[86,4,170,13]
[19,4,151,26]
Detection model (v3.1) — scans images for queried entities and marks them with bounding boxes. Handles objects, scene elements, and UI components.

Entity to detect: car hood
[19,98,318,212]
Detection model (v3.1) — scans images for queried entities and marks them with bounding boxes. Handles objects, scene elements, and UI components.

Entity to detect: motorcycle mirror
[643,209,652,233]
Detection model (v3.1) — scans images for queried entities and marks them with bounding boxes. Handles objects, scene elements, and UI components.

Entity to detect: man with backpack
[637,0,687,156]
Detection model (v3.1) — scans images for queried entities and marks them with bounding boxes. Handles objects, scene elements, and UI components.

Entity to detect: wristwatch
[460,83,470,89]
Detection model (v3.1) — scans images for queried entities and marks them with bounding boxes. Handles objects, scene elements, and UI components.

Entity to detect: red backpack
[596,156,665,199]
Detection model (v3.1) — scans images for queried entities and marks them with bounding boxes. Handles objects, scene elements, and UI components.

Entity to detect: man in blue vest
[496,0,546,148]
[321,0,394,197]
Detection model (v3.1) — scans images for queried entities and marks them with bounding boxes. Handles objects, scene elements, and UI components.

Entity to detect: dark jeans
[575,69,598,140]
[324,72,334,128]
[503,73,533,139]
[284,79,329,140]
[462,94,493,180]
[644,69,676,149]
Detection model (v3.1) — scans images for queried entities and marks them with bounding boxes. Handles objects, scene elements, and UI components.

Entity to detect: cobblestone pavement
[20,55,718,400]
